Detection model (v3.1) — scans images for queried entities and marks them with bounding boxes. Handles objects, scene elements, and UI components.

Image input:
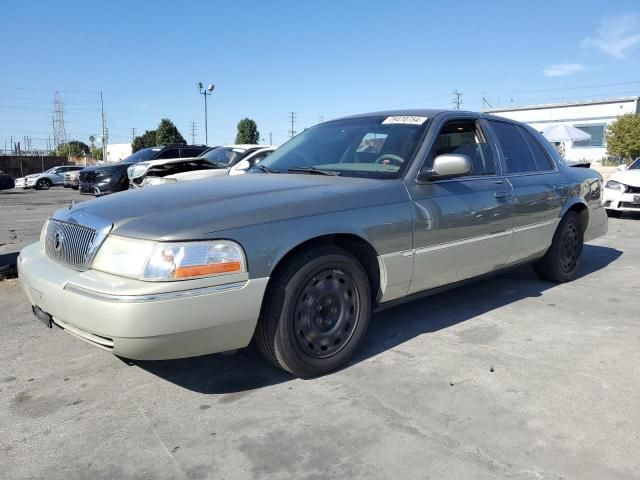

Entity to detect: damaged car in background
[18,110,607,378]
[128,144,274,187]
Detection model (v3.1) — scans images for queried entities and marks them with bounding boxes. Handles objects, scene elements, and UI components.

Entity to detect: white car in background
[603,157,640,217]
[128,144,275,187]
[14,165,84,190]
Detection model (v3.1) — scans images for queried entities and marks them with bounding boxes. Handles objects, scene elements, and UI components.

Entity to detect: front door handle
[495,190,512,198]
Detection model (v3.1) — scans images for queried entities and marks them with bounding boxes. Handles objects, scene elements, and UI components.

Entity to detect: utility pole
[100,91,107,162]
[190,122,197,145]
[269,132,273,145]
[319,115,324,124]
[451,89,463,110]
[131,128,136,142]
[288,112,297,138]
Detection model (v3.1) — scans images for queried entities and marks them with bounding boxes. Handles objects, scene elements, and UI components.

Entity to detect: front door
[406,118,514,294]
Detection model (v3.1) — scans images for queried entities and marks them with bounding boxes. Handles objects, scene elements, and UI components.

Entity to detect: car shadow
[134,244,622,394]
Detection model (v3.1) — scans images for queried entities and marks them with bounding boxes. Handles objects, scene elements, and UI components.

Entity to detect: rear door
[486,120,567,264]
[406,116,514,293]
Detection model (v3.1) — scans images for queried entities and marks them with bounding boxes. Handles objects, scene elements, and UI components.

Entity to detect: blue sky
[2,0,640,150]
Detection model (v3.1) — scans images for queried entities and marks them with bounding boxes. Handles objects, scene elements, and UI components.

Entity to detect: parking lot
[1,189,639,479]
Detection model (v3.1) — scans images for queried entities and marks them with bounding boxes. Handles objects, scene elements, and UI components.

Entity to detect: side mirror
[617,164,627,171]
[419,154,472,181]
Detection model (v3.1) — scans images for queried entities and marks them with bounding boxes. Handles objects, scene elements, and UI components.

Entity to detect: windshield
[628,158,640,170]
[122,147,163,163]
[199,147,246,167]
[255,116,428,178]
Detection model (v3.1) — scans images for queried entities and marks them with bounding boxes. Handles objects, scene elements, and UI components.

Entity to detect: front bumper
[603,188,640,212]
[14,179,29,189]
[18,243,269,360]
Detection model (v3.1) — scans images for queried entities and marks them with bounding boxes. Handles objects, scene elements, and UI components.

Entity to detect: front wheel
[255,246,371,378]
[533,211,584,283]
[35,178,52,190]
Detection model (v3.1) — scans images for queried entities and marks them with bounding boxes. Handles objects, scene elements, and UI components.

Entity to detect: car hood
[82,163,132,173]
[66,174,409,240]
[610,170,640,187]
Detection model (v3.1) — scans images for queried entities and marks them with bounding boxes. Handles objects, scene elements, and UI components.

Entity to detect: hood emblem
[54,230,65,252]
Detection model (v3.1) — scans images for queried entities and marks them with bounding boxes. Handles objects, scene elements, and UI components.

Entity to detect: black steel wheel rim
[293,267,360,359]
[559,223,579,273]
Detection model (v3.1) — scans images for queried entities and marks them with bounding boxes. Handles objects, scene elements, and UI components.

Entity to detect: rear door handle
[495,190,512,198]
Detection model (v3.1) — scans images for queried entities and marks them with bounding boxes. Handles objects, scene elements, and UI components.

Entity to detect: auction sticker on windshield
[382,116,428,125]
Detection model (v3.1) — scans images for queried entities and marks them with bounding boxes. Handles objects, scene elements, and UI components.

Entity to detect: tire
[533,211,584,283]
[606,209,622,218]
[255,246,371,378]
[35,178,52,191]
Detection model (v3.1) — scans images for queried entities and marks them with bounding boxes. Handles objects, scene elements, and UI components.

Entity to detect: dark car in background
[0,170,15,191]
[79,144,208,196]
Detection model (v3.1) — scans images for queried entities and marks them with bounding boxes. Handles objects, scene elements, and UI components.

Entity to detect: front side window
[573,124,605,147]
[257,116,428,178]
[489,121,537,173]
[628,157,640,170]
[180,148,203,158]
[428,120,495,175]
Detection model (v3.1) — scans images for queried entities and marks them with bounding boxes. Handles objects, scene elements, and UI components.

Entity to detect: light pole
[197,82,214,145]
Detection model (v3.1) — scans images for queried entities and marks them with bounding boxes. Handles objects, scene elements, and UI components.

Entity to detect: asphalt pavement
[1,188,639,479]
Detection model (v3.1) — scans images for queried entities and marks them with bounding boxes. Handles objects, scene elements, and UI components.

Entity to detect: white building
[486,96,640,164]
[106,143,132,162]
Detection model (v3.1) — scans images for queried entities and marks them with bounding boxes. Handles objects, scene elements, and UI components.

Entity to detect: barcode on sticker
[382,116,428,125]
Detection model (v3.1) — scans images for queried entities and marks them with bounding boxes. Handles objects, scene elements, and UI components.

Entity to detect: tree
[55,140,90,157]
[235,118,260,144]
[156,118,186,145]
[90,146,103,160]
[132,130,157,152]
[606,114,640,162]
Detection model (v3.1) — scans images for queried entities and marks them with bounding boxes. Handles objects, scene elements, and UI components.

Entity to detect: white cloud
[582,14,640,59]
[542,63,588,77]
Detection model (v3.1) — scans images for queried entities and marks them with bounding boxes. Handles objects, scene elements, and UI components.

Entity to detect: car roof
[333,109,516,123]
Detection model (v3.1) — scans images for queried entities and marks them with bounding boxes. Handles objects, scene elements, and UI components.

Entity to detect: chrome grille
[44,219,99,270]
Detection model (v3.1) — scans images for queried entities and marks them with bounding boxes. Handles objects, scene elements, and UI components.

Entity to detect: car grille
[626,185,640,194]
[79,171,96,183]
[44,219,100,270]
[619,202,640,209]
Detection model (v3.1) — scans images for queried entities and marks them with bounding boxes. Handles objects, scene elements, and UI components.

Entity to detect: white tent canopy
[541,123,591,142]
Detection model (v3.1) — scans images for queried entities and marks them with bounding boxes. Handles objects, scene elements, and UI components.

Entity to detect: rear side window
[489,121,537,173]
[180,148,203,158]
[155,148,180,159]
[519,127,555,170]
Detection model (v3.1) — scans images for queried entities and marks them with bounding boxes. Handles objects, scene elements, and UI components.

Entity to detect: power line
[288,112,297,138]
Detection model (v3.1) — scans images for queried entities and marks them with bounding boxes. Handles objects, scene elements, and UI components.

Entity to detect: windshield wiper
[287,167,341,176]
[254,164,280,174]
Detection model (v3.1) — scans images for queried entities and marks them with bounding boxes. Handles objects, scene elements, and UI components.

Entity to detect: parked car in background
[0,170,15,191]
[14,166,84,190]
[603,157,640,217]
[128,144,273,187]
[63,170,81,190]
[79,144,208,196]
[18,110,607,378]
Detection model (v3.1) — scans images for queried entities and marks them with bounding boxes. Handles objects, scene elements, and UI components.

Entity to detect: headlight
[91,236,246,281]
[128,163,150,179]
[40,219,50,248]
[141,176,178,187]
[605,180,626,192]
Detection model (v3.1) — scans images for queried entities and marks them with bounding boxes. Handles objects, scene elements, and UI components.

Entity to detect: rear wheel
[533,211,584,283]
[255,246,371,378]
[35,178,52,190]
[606,209,622,218]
